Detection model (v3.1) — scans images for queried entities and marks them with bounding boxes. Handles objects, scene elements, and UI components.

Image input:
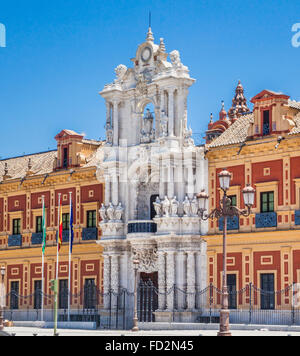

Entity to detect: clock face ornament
[141,47,152,62]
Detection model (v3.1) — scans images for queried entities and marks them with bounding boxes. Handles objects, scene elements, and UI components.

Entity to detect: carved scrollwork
[131,247,158,273]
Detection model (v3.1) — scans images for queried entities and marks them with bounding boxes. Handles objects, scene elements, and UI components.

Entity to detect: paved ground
[2,327,300,336]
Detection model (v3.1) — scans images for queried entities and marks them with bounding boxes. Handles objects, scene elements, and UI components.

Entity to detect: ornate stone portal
[96,27,208,326]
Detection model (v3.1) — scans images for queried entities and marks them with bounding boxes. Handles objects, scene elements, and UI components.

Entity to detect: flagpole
[41,196,45,322]
[56,193,61,282]
[68,192,72,323]
[54,193,61,335]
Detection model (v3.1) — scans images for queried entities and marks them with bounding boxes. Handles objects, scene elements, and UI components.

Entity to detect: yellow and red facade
[0,129,104,309]
[206,85,300,307]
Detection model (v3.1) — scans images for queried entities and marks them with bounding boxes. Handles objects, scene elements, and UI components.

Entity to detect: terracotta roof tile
[207,113,254,148]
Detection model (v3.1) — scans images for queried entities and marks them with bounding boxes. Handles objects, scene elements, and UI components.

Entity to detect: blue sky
[0,0,300,158]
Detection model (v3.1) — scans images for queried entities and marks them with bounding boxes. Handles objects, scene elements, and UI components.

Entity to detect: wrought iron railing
[8,235,22,247]
[2,282,300,329]
[255,212,277,228]
[82,228,98,241]
[219,216,239,231]
[128,221,157,234]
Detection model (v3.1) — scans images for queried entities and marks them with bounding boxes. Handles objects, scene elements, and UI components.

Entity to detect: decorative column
[106,101,111,127]
[176,251,186,310]
[159,158,165,199]
[113,100,119,146]
[157,251,166,310]
[166,251,176,311]
[186,252,196,310]
[104,175,111,206]
[168,89,174,137]
[103,255,111,309]
[167,158,175,199]
[111,255,119,293]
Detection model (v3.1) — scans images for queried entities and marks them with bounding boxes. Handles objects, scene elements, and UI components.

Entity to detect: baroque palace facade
[1,26,300,324]
[0,130,105,312]
[205,82,300,308]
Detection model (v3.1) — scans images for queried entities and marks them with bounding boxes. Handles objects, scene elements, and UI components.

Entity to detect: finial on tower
[146,11,154,42]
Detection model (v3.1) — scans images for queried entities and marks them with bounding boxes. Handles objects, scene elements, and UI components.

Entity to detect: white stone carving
[190,196,199,217]
[99,203,107,222]
[170,196,179,217]
[162,196,171,217]
[132,247,158,273]
[106,203,115,221]
[153,197,162,218]
[183,195,191,217]
[115,64,127,83]
[160,110,168,137]
[114,203,124,222]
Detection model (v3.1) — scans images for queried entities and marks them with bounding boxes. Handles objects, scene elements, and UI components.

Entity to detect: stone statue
[106,125,113,146]
[190,196,199,216]
[162,196,171,217]
[153,197,162,218]
[107,203,115,221]
[99,203,107,222]
[183,196,191,217]
[114,64,127,83]
[114,203,124,222]
[144,109,154,133]
[183,126,194,147]
[170,196,179,217]
[160,110,168,137]
[170,50,182,69]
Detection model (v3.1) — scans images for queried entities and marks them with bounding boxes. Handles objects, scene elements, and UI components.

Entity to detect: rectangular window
[12,219,21,235]
[260,273,275,310]
[262,110,270,136]
[260,192,274,213]
[227,274,237,309]
[228,195,237,207]
[34,280,42,310]
[36,216,43,233]
[62,213,70,231]
[87,210,96,228]
[84,279,96,309]
[63,147,68,168]
[59,279,68,310]
[10,281,19,310]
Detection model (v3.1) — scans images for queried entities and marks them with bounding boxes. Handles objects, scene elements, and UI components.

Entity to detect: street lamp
[132,259,140,332]
[197,170,255,337]
[0,266,6,331]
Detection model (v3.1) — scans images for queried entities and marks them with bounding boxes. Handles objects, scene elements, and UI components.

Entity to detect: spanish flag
[58,199,63,252]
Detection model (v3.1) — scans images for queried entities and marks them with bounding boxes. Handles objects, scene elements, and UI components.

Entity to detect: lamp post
[0,266,6,331]
[197,169,255,337]
[132,259,140,332]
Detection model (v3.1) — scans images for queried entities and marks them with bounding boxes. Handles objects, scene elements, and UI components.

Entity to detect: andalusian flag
[42,197,46,255]
[58,199,63,252]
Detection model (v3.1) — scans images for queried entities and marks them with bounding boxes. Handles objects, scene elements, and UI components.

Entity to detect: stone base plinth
[154,216,201,235]
[154,310,202,323]
[99,222,125,239]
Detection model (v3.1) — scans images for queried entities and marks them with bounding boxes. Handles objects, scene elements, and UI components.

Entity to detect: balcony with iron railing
[255,212,277,228]
[127,220,157,234]
[8,234,22,247]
